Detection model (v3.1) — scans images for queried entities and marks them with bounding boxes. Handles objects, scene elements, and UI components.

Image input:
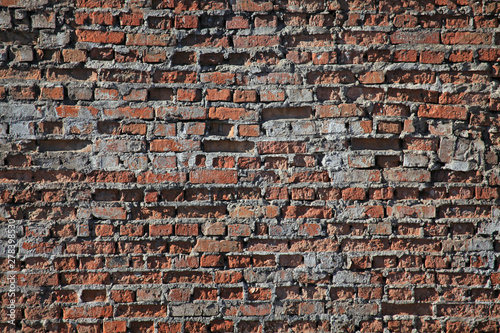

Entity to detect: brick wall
[1,0,500,332]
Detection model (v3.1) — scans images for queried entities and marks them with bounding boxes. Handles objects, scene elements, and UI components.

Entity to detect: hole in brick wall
[39,140,91,152]
[228,52,250,65]
[200,14,225,28]
[200,53,224,66]
[97,121,120,134]
[376,155,401,168]
[262,107,312,121]
[149,87,174,100]
[89,48,113,60]
[152,0,172,9]
[207,123,235,136]
[36,49,60,61]
[49,68,97,82]
[172,51,197,65]
[0,31,37,47]
[351,138,400,150]
[94,189,120,201]
[39,122,63,135]
[204,140,254,152]
[148,16,173,29]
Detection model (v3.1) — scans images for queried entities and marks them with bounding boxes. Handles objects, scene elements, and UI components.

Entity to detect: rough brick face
[1,0,499,332]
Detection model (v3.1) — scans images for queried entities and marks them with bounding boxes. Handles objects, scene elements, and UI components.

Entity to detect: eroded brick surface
[0,0,499,332]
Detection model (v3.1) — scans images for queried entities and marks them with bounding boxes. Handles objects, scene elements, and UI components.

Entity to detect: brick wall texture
[2,0,500,332]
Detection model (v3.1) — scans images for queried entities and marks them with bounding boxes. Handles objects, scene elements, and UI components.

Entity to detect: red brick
[283,206,333,219]
[342,188,366,201]
[10,86,37,100]
[190,170,237,184]
[234,35,280,48]
[95,88,119,100]
[144,50,167,63]
[449,50,473,62]
[63,306,113,319]
[341,31,388,46]
[62,49,87,62]
[394,14,418,27]
[103,321,126,333]
[387,70,436,84]
[206,89,232,101]
[391,31,440,44]
[377,121,402,134]
[150,139,200,152]
[420,50,445,64]
[126,33,173,46]
[394,49,418,62]
[174,15,198,29]
[384,169,431,182]
[92,207,126,220]
[153,70,197,83]
[76,30,125,44]
[156,106,206,120]
[238,124,259,137]
[316,104,364,118]
[404,137,439,151]
[77,0,123,8]
[177,88,201,102]
[233,90,258,102]
[95,225,114,236]
[100,69,149,83]
[120,224,144,236]
[226,16,250,29]
[200,254,224,267]
[417,105,468,120]
[182,35,230,47]
[440,91,488,106]
[358,71,385,84]
[104,106,153,119]
[312,51,337,64]
[479,48,500,61]
[120,12,143,26]
[175,224,198,236]
[299,224,322,237]
[195,239,242,253]
[290,188,314,201]
[177,206,226,219]
[387,88,439,103]
[0,68,41,80]
[346,86,384,101]
[226,224,250,237]
[132,206,176,219]
[309,71,356,84]
[209,107,256,121]
[149,224,173,236]
[442,32,492,44]
[40,86,64,100]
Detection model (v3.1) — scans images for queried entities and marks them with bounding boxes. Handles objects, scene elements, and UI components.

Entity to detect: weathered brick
[150,139,200,152]
[126,33,174,46]
[194,239,242,252]
[1,1,497,329]
[234,35,280,48]
[153,70,197,83]
[417,105,468,120]
[391,31,440,44]
[76,30,125,44]
[442,32,492,45]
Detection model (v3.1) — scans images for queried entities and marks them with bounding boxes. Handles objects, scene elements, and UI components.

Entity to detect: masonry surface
[1,0,500,332]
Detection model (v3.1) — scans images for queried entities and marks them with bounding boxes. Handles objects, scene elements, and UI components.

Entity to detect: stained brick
[1,1,497,329]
